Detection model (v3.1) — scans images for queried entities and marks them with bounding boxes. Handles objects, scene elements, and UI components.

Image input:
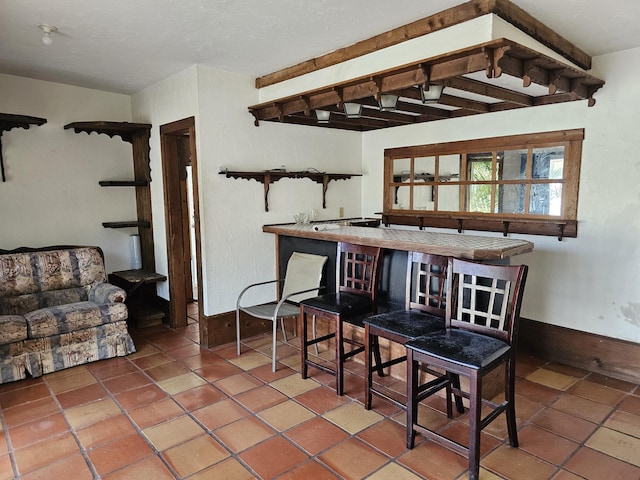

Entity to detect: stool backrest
[446,258,528,344]
[406,252,448,316]
[337,242,382,302]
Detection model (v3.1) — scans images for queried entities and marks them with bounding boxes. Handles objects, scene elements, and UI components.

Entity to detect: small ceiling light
[38,24,58,46]
[378,94,398,111]
[315,109,331,124]
[343,102,362,119]
[420,84,444,104]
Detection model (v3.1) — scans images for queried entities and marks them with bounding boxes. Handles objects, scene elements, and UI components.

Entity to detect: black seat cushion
[406,330,510,369]
[364,311,444,340]
[301,292,372,317]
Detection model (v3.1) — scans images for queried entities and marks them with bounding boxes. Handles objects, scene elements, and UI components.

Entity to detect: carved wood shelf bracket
[220,170,361,211]
[0,113,47,182]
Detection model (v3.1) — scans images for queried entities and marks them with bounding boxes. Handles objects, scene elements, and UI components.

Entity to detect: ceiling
[1,0,640,96]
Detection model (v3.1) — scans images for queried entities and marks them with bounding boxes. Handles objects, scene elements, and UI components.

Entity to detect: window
[383,130,584,239]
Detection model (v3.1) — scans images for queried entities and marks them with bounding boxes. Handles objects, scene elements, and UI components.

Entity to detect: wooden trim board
[518,318,640,384]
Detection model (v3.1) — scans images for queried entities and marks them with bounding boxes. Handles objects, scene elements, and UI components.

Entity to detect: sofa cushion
[0,315,28,345]
[25,301,128,338]
[0,247,106,298]
[0,287,92,316]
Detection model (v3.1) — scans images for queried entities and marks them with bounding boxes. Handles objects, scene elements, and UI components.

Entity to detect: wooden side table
[109,270,167,328]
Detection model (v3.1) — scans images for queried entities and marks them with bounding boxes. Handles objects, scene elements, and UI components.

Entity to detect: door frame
[160,117,204,332]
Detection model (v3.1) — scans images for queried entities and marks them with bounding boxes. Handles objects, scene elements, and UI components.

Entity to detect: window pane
[438,154,461,181]
[413,184,434,210]
[497,184,526,214]
[467,153,493,212]
[395,185,411,210]
[468,153,493,181]
[501,149,527,180]
[530,183,563,215]
[415,156,435,181]
[468,184,493,213]
[392,158,411,182]
[532,147,564,179]
[437,184,461,211]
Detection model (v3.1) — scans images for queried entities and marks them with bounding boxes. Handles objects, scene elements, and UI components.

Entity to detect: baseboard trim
[201,311,639,385]
[518,318,640,384]
[203,310,286,349]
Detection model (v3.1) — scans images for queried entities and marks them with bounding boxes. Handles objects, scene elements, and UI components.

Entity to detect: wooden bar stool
[406,258,528,480]
[364,252,457,410]
[299,242,384,395]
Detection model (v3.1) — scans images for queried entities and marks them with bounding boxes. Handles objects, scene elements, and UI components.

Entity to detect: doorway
[160,117,204,338]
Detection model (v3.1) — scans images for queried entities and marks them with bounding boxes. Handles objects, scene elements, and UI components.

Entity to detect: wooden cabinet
[109,270,167,327]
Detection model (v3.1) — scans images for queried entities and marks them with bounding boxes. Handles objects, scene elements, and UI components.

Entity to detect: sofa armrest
[89,283,127,304]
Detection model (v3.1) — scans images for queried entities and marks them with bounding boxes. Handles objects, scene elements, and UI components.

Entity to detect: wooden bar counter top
[263,221,533,260]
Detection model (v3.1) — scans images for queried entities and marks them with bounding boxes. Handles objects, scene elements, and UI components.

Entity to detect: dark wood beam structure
[248,39,604,131]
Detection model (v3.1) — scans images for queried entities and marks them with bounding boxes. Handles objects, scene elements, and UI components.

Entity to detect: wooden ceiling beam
[443,76,532,106]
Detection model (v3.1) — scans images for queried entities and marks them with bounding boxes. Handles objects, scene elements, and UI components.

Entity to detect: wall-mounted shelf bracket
[220,170,361,212]
[0,113,47,182]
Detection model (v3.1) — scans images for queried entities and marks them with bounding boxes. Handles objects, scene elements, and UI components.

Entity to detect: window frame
[382,129,584,240]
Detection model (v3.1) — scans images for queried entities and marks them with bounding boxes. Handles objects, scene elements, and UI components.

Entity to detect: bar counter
[263,222,533,260]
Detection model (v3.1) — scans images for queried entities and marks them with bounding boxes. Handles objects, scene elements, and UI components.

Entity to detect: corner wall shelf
[220,170,362,211]
[64,120,156,270]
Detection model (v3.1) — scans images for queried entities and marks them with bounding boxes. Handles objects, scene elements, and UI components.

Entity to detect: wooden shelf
[64,121,151,144]
[0,113,48,182]
[67,120,155,271]
[102,221,151,229]
[220,170,361,211]
[99,180,148,187]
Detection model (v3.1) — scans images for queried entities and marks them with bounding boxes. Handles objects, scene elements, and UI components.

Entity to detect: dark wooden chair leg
[452,373,465,414]
[300,310,308,379]
[335,315,344,396]
[468,372,482,480]
[406,349,418,449]
[371,335,385,377]
[364,327,373,409]
[505,360,519,447]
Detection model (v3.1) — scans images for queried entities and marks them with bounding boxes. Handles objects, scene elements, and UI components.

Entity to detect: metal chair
[406,257,528,480]
[364,252,453,410]
[236,252,328,372]
[299,242,384,395]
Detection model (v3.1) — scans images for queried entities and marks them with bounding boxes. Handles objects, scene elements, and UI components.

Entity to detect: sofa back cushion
[0,247,107,315]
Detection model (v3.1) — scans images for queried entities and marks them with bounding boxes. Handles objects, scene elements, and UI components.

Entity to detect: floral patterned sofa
[0,246,136,384]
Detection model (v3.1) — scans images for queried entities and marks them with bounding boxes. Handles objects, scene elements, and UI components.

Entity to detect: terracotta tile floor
[1,310,639,479]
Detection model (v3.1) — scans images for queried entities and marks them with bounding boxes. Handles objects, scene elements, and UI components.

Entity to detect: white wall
[194,65,362,313]
[0,74,135,272]
[361,47,640,343]
[130,65,362,314]
[130,65,199,299]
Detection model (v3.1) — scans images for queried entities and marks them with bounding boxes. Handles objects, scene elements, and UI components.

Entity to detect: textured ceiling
[1,0,639,94]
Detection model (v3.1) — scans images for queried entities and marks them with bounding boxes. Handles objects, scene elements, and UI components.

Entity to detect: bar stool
[299,242,384,395]
[364,252,454,410]
[406,258,528,480]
